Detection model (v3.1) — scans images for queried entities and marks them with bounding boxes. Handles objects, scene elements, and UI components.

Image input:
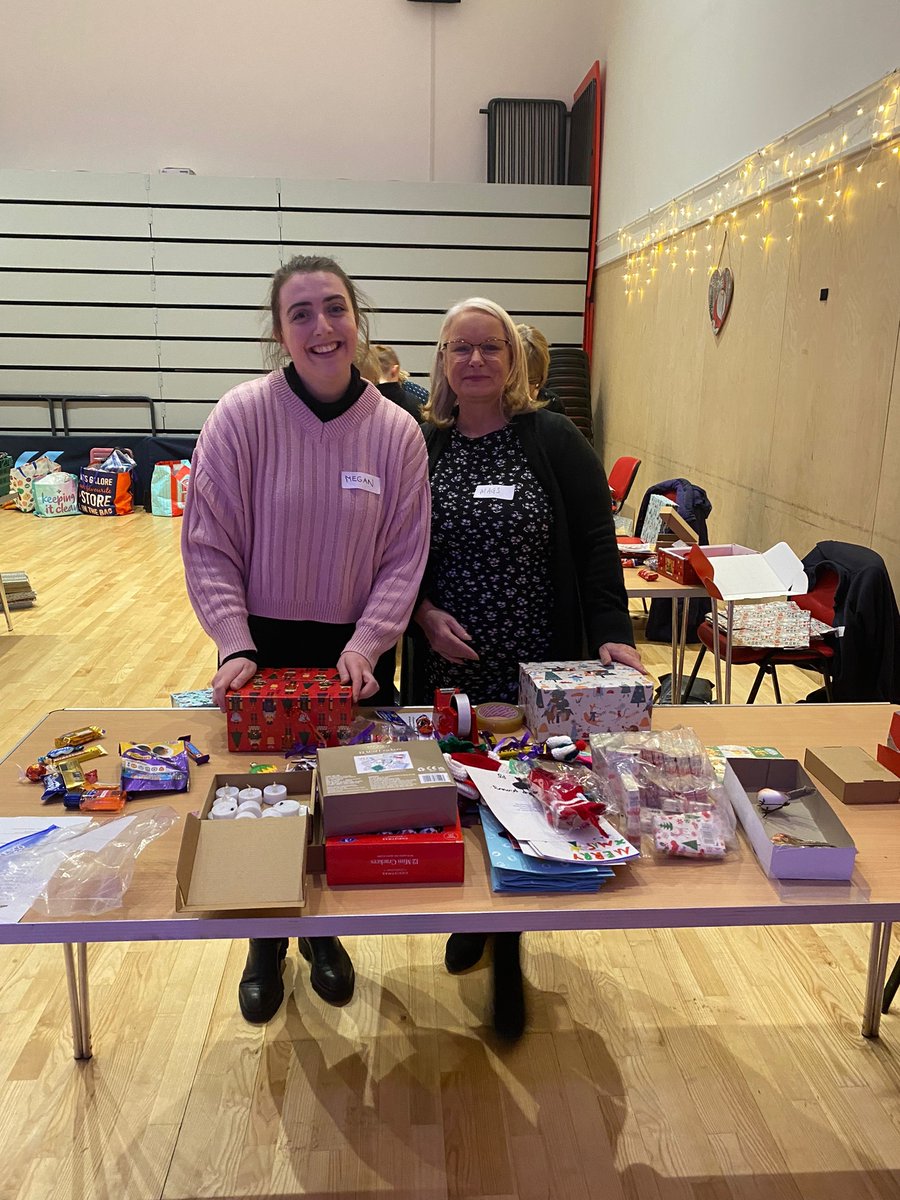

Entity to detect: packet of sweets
[54,725,105,749]
[119,741,189,794]
[79,786,127,812]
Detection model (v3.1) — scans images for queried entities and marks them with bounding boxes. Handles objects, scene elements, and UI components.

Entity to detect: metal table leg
[62,942,92,1060]
[862,922,892,1038]
[724,600,734,705]
[677,594,689,703]
[711,599,723,703]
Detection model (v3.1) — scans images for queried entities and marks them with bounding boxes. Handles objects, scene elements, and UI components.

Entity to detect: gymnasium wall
[0,169,590,435]
[591,142,900,587]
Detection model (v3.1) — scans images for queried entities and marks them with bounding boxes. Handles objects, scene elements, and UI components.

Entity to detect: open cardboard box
[876,711,900,778]
[687,541,808,603]
[722,758,857,880]
[657,542,755,586]
[175,771,322,913]
[804,746,900,805]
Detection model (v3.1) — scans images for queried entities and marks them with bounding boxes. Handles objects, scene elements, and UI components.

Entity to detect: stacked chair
[546,347,594,444]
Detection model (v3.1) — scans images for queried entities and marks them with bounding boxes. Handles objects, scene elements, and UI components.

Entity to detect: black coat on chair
[637,478,712,644]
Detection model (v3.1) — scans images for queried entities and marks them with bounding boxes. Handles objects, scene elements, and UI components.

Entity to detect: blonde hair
[356,345,382,385]
[516,323,550,392]
[422,298,539,428]
[373,344,409,383]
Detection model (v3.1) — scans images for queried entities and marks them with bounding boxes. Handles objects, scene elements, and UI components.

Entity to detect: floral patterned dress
[423,424,554,704]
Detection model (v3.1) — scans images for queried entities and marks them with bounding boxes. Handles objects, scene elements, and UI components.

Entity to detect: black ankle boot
[444,932,489,974]
[492,932,526,1041]
[239,937,288,1023]
[297,936,355,1005]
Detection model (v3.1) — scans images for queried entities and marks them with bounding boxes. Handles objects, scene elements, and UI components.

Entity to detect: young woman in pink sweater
[182,255,430,1024]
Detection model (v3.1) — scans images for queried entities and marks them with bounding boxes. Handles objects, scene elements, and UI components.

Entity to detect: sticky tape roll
[475,702,524,734]
[452,693,473,738]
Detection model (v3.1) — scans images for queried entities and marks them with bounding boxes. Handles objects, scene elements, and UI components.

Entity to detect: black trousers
[247,616,397,707]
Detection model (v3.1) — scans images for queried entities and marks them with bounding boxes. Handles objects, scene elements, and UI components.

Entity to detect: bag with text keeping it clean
[150,459,191,517]
[33,471,79,518]
[78,448,136,516]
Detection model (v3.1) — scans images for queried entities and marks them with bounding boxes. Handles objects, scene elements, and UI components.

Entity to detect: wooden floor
[1,509,899,1200]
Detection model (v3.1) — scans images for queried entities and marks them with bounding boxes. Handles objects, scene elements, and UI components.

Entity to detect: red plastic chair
[607,456,641,514]
[683,568,839,703]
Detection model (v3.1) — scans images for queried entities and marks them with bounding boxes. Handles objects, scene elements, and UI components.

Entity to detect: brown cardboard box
[175,771,318,912]
[316,742,458,838]
[804,747,900,805]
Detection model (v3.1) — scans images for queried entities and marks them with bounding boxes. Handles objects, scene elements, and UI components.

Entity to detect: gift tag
[341,471,381,495]
[474,484,515,500]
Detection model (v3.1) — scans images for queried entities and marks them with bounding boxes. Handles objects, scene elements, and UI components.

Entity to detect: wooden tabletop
[621,566,706,600]
[2,704,898,944]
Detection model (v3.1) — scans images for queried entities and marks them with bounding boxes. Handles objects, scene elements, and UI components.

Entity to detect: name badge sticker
[473,484,515,500]
[341,471,381,495]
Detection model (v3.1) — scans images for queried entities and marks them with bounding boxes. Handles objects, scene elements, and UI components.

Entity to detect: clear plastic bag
[590,728,736,858]
[523,760,608,832]
[0,807,178,917]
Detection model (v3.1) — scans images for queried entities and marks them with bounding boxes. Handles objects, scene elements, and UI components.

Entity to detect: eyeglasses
[440,337,510,360]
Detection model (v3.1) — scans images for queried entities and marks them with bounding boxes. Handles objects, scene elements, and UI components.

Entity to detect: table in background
[622,567,705,702]
[1,705,898,1058]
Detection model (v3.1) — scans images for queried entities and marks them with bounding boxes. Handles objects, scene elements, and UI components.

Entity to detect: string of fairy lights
[599,70,900,300]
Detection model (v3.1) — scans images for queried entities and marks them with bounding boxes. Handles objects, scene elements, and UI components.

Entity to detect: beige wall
[592,145,900,590]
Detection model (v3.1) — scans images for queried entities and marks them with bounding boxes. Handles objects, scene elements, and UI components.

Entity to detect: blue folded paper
[480,806,613,893]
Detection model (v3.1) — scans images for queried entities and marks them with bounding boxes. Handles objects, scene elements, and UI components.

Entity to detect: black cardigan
[419,409,633,660]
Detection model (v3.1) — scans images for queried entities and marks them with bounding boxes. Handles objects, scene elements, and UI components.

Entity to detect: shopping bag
[77,448,136,516]
[33,471,79,518]
[150,459,191,517]
[9,451,63,513]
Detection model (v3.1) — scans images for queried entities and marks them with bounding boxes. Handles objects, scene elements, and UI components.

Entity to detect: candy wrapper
[590,726,736,857]
[524,760,607,833]
[119,741,189,794]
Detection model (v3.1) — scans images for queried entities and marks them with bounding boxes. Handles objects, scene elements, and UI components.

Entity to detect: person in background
[516,323,566,415]
[410,297,643,1040]
[360,346,422,424]
[374,343,430,407]
[182,254,430,1025]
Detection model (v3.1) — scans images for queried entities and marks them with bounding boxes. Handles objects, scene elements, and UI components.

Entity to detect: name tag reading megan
[474,484,515,500]
[341,471,381,495]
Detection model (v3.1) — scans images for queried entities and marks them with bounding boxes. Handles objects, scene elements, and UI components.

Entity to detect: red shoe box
[325,813,464,885]
[877,711,900,778]
[225,667,353,754]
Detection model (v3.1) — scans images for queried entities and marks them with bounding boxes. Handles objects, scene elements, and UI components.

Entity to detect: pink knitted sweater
[182,369,430,666]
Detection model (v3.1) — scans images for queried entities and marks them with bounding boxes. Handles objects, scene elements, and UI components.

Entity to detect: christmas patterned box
[519,660,654,741]
[225,667,354,753]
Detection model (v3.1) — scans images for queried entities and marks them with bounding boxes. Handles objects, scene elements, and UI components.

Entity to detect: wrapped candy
[525,761,607,832]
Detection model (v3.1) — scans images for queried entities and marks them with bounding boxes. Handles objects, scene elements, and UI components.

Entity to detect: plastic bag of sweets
[78,448,136,516]
[119,741,189,795]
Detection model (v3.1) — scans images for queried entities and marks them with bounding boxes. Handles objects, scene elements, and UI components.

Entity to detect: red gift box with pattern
[225,667,353,754]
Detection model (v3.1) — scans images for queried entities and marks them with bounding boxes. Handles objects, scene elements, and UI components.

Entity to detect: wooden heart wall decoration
[708,267,734,336]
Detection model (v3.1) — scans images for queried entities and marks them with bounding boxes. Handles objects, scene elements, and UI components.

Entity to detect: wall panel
[1,172,591,434]
[593,148,900,590]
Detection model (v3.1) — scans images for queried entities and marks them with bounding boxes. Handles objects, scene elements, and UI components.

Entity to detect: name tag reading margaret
[474,484,515,500]
[341,471,381,495]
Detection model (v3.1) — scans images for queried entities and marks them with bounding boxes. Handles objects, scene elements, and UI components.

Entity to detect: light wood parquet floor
[1,509,899,1200]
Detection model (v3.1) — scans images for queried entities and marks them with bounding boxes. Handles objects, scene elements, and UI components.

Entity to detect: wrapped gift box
[519,660,654,741]
[225,667,353,753]
[325,813,464,885]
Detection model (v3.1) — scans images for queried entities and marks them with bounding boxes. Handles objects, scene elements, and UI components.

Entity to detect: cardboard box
[316,741,458,838]
[225,667,353,753]
[325,812,464,885]
[722,758,857,880]
[175,771,317,912]
[657,543,756,586]
[804,746,900,805]
[519,660,654,741]
[687,541,808,603]
[876,711,900,779]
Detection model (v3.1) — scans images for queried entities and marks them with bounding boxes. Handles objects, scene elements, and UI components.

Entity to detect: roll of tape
[452,693,473,738]
[475,702,524,733]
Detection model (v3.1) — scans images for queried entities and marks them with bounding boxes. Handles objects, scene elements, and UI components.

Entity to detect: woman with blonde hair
[411,297,642,1039]
[516,322,565,414]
